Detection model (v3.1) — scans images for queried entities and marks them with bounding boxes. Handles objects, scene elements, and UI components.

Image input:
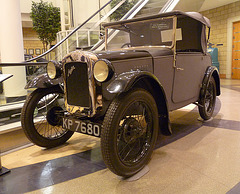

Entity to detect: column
[0,0,27,102]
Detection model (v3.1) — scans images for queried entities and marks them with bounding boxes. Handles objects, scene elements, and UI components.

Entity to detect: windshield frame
[104,16,177,51]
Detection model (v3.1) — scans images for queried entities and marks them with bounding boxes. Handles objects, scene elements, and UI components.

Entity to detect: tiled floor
[0,79,240,194]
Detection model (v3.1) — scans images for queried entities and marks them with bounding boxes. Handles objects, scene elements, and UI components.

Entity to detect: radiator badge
[68,66,76,77]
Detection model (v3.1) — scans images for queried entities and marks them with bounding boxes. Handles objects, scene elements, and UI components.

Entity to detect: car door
[172,52,208,104]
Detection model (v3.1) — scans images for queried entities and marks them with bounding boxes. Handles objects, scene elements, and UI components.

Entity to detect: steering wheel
[121,43,131,48]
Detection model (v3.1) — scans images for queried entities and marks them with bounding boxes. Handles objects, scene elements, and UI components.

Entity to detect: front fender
[106,70,172,136]
[25,73,63,89]
[107,70,157,94]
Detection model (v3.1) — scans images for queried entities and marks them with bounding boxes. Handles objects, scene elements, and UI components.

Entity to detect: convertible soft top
[103,10,211,28]
[103,10,210,54]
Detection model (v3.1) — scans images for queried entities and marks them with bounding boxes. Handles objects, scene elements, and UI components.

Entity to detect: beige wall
[20,0,60,13]
[23,28,43,56]
[201,1,240,78]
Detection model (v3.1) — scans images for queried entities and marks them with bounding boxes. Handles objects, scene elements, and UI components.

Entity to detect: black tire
[21,86,74,148]
[199,77,217,120]
[101,89,159,177]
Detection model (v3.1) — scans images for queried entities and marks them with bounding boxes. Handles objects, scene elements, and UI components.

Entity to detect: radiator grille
[65,62,90,107]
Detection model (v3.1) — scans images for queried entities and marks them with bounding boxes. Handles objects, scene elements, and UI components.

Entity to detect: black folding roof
[102,10,211,28]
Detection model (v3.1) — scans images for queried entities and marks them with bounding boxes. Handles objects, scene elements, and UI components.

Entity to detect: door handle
[176,67,184,71]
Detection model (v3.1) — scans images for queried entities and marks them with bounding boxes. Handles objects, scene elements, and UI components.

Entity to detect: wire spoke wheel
[101,89,158,177]
[21,86,74,148]
[117,101,153,165]
[199,77,216,120]
[34,93,66,139]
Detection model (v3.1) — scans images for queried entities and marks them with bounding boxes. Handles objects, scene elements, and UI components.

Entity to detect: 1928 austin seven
[21,11,220,177]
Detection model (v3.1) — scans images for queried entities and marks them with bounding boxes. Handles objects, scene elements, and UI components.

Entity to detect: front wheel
[101,89,159,177]
[21,86,74,148]
[198,77,217,120]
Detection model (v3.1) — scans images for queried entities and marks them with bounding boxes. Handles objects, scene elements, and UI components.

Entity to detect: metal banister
[0,62,48,67]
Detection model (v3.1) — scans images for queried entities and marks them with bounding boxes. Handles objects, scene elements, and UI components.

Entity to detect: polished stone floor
[1,79,240,194]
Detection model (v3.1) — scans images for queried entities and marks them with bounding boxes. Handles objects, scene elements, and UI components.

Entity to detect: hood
[94,47,173,61]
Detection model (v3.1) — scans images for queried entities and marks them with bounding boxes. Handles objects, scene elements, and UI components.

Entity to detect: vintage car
[21,11,220,177]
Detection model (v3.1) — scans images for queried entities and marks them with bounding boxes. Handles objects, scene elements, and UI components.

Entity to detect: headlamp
[93,59,113,82]
[47,61,61,79]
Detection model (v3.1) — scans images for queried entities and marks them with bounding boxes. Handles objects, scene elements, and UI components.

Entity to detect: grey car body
[22,11,220,177]
[59,11,220,132]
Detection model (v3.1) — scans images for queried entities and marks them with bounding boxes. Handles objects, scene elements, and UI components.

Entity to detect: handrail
[26,0,114,62]
[0,62,48,67]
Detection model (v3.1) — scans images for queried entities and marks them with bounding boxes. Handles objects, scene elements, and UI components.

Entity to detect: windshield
[105,17,176,50]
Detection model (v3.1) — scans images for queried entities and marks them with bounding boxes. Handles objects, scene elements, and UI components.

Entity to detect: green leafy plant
[30,0,61,51]
[110,0,138,21]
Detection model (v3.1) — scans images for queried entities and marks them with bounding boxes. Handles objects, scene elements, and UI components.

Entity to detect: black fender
[200,66,221,98]
[25,73,63,89]
[106,70,172,136]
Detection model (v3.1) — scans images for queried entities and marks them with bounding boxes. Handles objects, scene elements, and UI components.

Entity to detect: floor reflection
[1,92,239,193]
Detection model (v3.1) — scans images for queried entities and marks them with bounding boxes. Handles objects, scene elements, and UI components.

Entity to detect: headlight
[93,59,114,82]
[47,61,61,79]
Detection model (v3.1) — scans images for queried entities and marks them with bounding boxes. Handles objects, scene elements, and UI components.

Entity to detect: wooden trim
[220,74,226,79]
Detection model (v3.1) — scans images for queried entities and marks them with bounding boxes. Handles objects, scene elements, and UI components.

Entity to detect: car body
[21,11,220,177]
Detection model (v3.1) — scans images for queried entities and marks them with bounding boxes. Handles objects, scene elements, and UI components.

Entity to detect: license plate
[62,117,101,137]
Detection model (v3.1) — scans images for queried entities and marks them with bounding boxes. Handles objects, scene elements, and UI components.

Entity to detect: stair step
[0,121,31,154]
[0,101,29,153]
[0,101,24,129]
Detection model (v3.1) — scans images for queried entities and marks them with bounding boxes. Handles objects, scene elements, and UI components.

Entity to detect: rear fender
[201,66,220,97]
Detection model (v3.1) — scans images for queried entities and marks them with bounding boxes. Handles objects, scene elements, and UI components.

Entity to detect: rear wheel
[101,89,158,177]
[198,77,216,120]
[21,86,74,148]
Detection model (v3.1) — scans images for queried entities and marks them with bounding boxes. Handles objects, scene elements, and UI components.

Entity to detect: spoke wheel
[199,77,217,120]
[101,89,158,177]
[21,86,74,148]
